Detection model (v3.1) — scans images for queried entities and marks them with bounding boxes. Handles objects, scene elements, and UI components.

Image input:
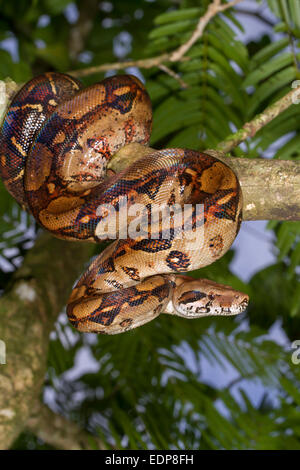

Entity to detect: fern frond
[145,9,249,150]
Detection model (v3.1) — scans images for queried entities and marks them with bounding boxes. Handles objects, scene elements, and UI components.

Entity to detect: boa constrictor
[0,72,249,334]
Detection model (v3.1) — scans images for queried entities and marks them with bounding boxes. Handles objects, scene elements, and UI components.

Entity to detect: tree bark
[26,402,107,450]
[0,232,95,449]
[207,150,300,221]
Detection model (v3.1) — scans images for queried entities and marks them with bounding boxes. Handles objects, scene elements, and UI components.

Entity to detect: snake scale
[0,72,249,334]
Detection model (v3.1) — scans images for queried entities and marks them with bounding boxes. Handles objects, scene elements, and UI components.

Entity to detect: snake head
[172,278,249,318]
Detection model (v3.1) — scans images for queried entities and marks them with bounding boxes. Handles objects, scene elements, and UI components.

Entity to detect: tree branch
[0,232,95,449]
[26,402,107,450]
[206,149,300,221]
[0,78,19,124]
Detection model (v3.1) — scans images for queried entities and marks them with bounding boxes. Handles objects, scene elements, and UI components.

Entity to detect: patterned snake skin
[0,72,249,334]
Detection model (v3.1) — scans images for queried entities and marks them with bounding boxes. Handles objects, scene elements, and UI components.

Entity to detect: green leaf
[42,0,72,15]
[149,19,197,40]
[154,7,201,25]
[244,52,295,87]
[250,37,290,66]
[248,67,296,115]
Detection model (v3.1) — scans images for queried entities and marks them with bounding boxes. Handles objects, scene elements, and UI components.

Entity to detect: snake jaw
[173,294,249,318]
[171,278,249,319]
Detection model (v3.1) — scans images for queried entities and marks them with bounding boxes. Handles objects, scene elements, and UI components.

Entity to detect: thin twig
[216,84,300,154]
[69,0,243,79]
[170,0,244,62]
[69,53,172,78]
[158,64,188,89]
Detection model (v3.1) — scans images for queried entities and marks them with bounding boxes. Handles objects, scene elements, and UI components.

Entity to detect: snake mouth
[238,297,249,312]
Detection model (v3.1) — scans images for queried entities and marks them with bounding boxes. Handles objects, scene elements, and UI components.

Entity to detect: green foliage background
[0,0,299,450]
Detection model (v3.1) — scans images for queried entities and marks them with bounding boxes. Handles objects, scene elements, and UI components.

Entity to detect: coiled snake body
[0,72,249,334]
